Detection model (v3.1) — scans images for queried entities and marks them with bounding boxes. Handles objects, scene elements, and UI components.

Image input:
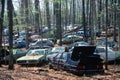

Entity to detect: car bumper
[17,60,39,65]
[70,69,104,75]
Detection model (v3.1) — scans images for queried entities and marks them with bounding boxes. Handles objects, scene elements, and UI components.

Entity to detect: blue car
[14,40,26,48]
[49,46,104,75]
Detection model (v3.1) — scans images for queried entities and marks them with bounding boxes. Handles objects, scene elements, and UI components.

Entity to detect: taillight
[77,65,84,70]
[98,65,103,69]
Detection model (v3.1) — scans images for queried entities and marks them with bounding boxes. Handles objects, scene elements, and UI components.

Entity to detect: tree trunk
[54,0,62,46]
[45,0,51,35]
[65,0,68,32]
[90,0,96,45]
[7,0,14,70]
[72,0,75,26]
[0,0,5,67]
[113,0,117,42]
[35,0,40,34]
[20,0,25,25]
[82,0,87,42]
[118,0,120,53]
[98,0,102,33]
[105,0,108,70]
[25,0,29,49]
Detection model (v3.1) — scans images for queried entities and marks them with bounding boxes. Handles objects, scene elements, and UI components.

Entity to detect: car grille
[17,60,26,64]
[17,60,38,64]
[28,60,37,63]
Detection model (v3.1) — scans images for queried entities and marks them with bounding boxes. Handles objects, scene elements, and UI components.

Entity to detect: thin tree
[65,0,68,32]
[98,0,102,34]
[7,0,14,70]
[45,0,51,35]
[82,0,87,42]
[25,0,29,49]
[105,0,108,70]
[35,0,40,34]
[54,0,62,46]
[117,0,120,53]
[72,0,75,26]
[0,0,5,67]
[113,0,117,42]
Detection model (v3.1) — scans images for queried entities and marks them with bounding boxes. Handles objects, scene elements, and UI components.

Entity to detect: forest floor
[0,64,120,80]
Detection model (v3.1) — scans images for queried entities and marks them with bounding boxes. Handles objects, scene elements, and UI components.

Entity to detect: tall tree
[89,0,96,45]
[7,0,14,70]
[105,0,108,70]
[54,0,62,45]
[45,0,51,35]
[113,0,117,42]
[25,0,29,49]
[65,0,68,31]
[35,0,40,34]
[98,0,102,33]
[118,0,120,52]
[0,0,5,67]
[82,0,87,42]
[20,0,25,25]
[72,0,76,26]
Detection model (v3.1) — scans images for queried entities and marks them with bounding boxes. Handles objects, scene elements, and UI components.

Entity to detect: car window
[35,51,44,55]
[56,53,61,59]
[26,50,44,55]
[61,53,67,60]
[96,48,105,53]
[16,49,22,54]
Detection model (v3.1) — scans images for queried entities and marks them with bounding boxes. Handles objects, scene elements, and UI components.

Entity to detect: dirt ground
[0,64,120,80]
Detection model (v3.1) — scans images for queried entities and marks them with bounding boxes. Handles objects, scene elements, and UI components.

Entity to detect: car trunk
[71,46,103,70]
[71,46,96,61]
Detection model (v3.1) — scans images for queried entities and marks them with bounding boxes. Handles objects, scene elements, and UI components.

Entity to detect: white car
[95,46,119,61]
[51,46,66,53]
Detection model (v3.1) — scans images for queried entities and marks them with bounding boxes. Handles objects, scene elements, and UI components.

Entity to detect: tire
[49,63,53,69]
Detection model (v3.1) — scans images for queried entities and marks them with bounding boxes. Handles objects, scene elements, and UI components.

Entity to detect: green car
[17,49,50,65]
[3,49,26,63]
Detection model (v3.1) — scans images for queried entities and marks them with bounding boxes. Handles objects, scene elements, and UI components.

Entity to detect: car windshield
[52,47,64,52]
[26,50,45,56]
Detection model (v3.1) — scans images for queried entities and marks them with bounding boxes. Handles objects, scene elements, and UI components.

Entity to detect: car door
[53,53,62,69]
[14,49,26,60]
[59,53,68,69]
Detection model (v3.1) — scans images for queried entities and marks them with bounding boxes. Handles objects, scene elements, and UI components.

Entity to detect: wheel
[49,63,53,69]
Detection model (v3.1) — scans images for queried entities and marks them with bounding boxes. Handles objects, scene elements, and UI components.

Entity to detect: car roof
[28,49,47,52]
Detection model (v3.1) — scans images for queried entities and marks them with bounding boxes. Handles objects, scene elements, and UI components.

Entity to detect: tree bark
[54,0,62,46]
[82,0,87,42]
[0,0,5,67]
[113,0,117,42]
[105,0,108,70]
[45,0,51,35]
[7,0,14,70]
[35,0,40,34]
[25,0,29,49]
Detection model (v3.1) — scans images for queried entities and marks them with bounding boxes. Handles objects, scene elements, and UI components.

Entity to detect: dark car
[49,46,104,75]
[13,40,26,48]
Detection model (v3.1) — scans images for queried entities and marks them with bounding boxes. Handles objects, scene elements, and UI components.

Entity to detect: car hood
[17,55,44,61]
[71,46,96,61]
